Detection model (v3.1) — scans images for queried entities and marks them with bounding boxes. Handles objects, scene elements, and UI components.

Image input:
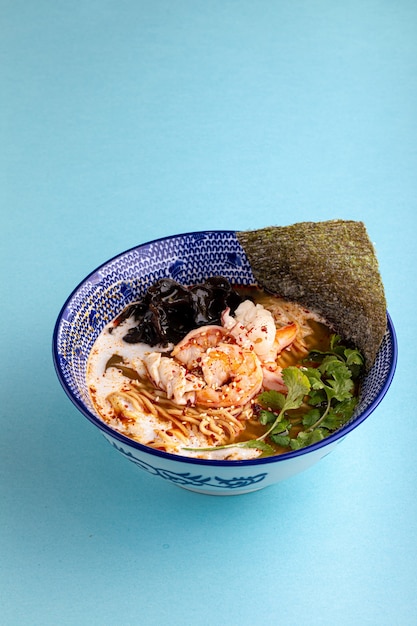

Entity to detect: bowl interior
[53,231,397,458]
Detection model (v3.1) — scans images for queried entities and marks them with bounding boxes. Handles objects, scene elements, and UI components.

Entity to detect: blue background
[1,2,416,625]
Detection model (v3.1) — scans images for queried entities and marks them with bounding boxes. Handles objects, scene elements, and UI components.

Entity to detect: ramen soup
[87,278,363,460]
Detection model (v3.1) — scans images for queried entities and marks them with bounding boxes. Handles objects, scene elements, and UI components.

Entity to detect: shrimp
[164,325,263,408]
[171,325,227,369]
[258,322,299,392]
[142,352,204,405]
[222,300,298,393]
[274,321,299,354]
[142,325,263,408]
[261,365,286,392]
[222,300,298,363]
[195,342,263,408]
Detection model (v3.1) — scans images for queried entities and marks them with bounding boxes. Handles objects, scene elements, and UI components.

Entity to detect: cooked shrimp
[222,300,298,363]
[146,325,262,409]
[261,365,286,392]
[274,321,298,354]
[260,323,298,392]
[195,342,263,408]
[171,325,227,369]
[142,352,204,405]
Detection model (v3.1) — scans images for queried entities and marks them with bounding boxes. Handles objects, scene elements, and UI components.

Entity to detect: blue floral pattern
[110,442,268,489]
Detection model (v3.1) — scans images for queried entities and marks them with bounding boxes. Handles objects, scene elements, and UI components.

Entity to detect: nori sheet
[237,220,387,369]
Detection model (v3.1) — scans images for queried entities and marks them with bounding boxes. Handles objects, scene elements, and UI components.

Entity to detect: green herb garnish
[183,335,364,456]
[256,367,311,442]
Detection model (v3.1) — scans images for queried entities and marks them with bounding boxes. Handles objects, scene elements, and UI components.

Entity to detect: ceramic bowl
[52,231,397,495]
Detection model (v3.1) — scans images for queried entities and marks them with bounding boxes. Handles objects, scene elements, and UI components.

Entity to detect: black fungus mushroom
[116,277,244,347]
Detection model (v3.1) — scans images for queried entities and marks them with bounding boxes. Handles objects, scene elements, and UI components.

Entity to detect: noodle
[106,378,250,448]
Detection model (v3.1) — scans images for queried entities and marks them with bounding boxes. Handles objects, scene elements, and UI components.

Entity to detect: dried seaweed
[237,220,387,369]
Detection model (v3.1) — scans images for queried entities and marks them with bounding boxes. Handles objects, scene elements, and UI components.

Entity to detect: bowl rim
[52,230,398,467]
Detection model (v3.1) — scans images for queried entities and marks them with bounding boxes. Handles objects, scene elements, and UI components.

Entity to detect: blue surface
[1,2,416,625]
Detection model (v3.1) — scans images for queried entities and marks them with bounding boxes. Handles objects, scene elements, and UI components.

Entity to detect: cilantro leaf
[344,348,364,366]
[324,397,358,425]
[326,375,354,402]
[270,434,291,447]
[258,409,277,425]
[302,408,322,428]
[290,428,326,450]
[304,367,326,390]
[257,367,311,442]
[271,418,291,435]
[282,367,311,409]
[307,389,327,406]
[330,334,343,350]
[318,355,348,375]
[257,390,286,412]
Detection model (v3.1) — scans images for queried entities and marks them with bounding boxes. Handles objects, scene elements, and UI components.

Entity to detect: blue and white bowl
[52,231,397,495]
